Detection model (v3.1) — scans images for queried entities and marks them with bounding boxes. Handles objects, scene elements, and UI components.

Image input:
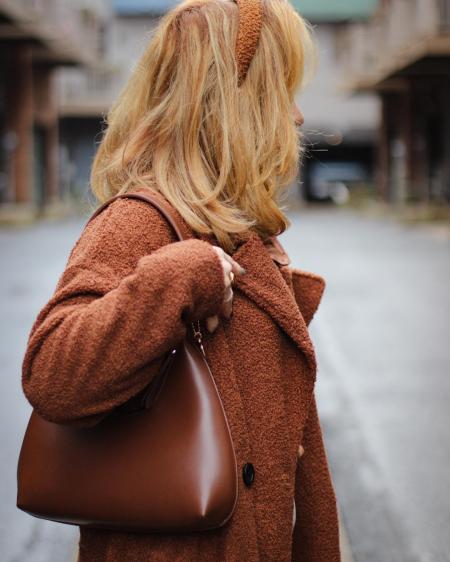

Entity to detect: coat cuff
[139,237,225,322]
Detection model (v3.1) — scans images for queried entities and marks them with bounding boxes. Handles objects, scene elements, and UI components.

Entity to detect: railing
[338,0,446,90]
[58,65,124,114]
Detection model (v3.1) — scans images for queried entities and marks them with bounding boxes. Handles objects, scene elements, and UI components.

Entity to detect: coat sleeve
[292,392,342,562]
[21,197,226,427]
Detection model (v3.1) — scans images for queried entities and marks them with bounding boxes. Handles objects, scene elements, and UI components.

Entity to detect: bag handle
[86,190,190,242]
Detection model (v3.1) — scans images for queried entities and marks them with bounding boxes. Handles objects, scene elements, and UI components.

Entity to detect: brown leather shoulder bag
[16,190,238,533]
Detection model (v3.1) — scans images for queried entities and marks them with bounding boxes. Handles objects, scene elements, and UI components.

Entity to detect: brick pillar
[402,82,414,202]
[442,77,450,202]
[377,94,390,201]
[4,45,34,204]
[34,65,59,204]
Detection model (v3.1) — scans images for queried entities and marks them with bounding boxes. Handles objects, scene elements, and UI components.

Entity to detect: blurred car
[306,160,370,204]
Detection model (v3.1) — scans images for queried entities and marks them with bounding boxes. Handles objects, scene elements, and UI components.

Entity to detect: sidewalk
[344,197,450,241]
[0,199,78,227]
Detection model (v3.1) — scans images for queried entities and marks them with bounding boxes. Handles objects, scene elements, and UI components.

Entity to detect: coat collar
[220,230,318,378]
[287,267,326,328]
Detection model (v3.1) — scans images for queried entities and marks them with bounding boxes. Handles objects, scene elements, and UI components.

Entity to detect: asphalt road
[282,205,450,562]
[0,204,448,561]
[0,218,82,562]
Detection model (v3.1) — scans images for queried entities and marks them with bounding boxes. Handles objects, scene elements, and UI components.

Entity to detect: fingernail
[206,315,219,333]
[239,266,247,275]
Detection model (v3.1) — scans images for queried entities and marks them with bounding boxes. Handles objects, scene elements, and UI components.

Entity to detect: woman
[21,0,341,560]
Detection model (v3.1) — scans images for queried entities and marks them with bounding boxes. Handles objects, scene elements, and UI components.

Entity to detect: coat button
[242,462,255,487]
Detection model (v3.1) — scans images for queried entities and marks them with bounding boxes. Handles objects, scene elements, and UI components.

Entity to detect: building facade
[338,0,450,204]
[58,1,162,203]
[58,0,380,204]
[288,0,379,202]
[0,0,110,215]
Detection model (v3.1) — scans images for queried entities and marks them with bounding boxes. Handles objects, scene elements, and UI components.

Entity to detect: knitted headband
[233,0,263,86]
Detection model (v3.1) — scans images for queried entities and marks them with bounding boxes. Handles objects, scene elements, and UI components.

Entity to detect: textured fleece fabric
[21,187,341,562]
[234,0,263,86]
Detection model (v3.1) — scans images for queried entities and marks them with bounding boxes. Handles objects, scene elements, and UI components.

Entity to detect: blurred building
[59,0,381,204]
[0,0,111,216]
[58,0,169,202]
[292,0,379,202]
[338,0,450,204]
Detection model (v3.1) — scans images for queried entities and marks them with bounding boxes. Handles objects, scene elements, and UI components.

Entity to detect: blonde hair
[91,0,317,252]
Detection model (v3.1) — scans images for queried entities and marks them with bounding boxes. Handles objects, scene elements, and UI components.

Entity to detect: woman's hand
[206,246,246,333]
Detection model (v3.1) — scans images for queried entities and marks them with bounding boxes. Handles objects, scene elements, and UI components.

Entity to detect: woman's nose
[292,102,304,127]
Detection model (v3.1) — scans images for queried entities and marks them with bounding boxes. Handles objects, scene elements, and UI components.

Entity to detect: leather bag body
[16,191,238,533]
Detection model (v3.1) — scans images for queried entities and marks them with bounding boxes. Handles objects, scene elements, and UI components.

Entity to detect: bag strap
[85,190,191,242]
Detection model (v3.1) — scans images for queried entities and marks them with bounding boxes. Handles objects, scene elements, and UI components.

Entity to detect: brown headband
[233,0,263,86]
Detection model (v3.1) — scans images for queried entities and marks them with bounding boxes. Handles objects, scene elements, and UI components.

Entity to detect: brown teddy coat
[21,187,341,562]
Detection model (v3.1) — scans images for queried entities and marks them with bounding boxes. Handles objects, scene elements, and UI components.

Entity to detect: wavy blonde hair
[91,0,317,252]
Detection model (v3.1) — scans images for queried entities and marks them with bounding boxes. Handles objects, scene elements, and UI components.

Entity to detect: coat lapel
[230,231,318,379]
[287,267,326,327]
[260,234,327,327]
[131,187,319,380]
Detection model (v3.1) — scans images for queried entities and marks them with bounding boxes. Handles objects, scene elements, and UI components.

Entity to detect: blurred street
[1,205,449,560]
[0,218,81,562]
[282,205,450,562]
